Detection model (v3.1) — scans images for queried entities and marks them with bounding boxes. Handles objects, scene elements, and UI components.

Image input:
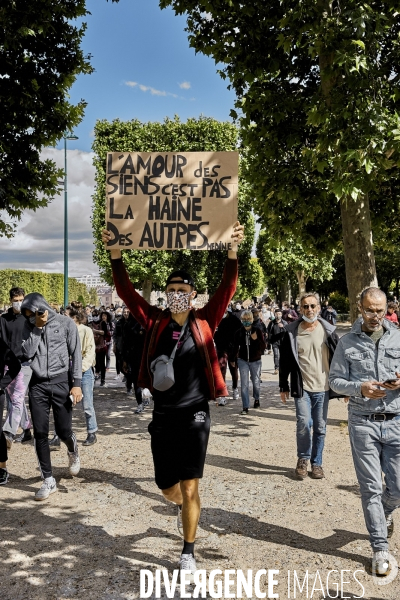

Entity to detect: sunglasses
[302,304,317,310]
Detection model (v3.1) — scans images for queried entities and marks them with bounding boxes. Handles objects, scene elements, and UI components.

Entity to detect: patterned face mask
[166,291,192,314]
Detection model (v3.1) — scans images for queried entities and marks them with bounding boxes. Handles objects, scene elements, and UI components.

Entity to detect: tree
[92,116,261,301]
[0,0,93,237]
[162,1,400,320]
[257,231,336,299]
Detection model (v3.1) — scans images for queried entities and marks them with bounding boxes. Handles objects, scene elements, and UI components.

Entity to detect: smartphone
[384,379,398,384]
[69,393,76,406]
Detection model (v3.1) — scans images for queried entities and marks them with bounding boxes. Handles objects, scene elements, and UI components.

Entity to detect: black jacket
[0,338,21,392]
[214,312,242,353]
[279,317,340,399]
[252,317,267,338]
[266,319,288,346]
[122,314,146,367]
[0,307,30,362]
[231,326,266,363]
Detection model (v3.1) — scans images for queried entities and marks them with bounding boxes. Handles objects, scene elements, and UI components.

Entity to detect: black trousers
[115,349,123,375]
[126,362,142,404]
[95,351,106,383]
[29,378,77,479]
[0,392,7,464]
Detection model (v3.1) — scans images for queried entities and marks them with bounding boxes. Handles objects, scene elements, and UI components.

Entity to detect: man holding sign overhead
[102,161,243,577]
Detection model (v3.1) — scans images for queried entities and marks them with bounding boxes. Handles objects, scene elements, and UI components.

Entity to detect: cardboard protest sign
[105,151,238,250]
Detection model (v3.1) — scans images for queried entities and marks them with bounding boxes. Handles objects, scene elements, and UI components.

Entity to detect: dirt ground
[1,353,400,600]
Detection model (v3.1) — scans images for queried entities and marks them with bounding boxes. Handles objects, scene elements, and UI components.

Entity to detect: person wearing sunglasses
[279,292,340,480]
[329,287,400,576]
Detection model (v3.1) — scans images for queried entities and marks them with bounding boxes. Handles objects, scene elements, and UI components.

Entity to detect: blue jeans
[348,411,400,551]
[81,368,97,434]
[295,390,329,466]
[237,358,261,409]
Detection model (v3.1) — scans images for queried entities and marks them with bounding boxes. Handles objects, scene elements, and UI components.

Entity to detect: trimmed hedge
[0,270,90,307]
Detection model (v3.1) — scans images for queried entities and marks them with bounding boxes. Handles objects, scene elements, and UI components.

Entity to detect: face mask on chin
[302,314,318,324]
[166,291,192,314]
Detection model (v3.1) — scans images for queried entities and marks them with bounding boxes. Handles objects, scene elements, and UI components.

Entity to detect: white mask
[302,314,318,324]
[12,301,22,312]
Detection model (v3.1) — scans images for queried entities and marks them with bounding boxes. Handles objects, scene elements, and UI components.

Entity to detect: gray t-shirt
[297,322,330,392]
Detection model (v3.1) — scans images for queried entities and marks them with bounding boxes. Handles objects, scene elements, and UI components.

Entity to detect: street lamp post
[63,134,78,308]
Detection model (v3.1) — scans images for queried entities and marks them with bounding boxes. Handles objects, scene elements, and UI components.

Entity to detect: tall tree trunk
[296,270,308,296]
[341,195,378,323]
[280,280,289,303]
[142,278,152,304]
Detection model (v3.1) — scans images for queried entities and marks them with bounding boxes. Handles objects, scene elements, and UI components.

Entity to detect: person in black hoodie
[21,292,82,501]
[0,287,33,444]
[0,338,21,484]
[266,310,288,373]
[230,310,266,414]
[214,310,241,403]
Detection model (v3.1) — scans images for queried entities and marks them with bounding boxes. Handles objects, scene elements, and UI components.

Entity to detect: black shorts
[148,402,211,490]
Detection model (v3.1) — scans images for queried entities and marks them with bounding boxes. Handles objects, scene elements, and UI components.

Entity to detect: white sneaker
[232,389,240,400]
[372,550,390,575]
[68,450,81,476]
[114,374,121,380]
[35,477,57,501]
[134,404,145,414]
[178,553,197,581]
[218,397,227,406]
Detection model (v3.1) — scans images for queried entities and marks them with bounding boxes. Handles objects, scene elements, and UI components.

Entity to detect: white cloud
[179,81,191,90]
[0,148,99,278]
[124,80,181,99]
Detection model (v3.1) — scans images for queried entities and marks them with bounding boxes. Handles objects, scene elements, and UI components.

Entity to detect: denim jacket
[329,318,400,414]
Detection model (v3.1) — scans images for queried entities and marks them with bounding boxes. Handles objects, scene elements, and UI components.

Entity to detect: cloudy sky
[1,0,236,277]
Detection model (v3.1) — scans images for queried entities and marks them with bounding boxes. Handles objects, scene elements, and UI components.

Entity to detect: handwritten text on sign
[105,152,238,250]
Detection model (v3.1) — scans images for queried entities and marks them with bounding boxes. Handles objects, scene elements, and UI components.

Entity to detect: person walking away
[0,338,21,484]
[21,293,82,500]
[324,305,338,326]
[214,309,241,404]
[121,313,146,413]
[266,310,288,374]
[0,287,33,444]
[230,310,266,414]
[69,308,98,446]
[113,308,129,381]
[101,221,243,577]
[279,292,339,480]
[92,311,111,387]
[386,301,399,326]
[329,287,400,576]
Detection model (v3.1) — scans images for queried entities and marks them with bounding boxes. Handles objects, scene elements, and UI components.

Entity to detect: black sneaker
[253,400,260,408]
[82,433,97,446]
[240,408,249,415]
[14,429,33,443]
[0,468,9,485]
[49,434,61,451]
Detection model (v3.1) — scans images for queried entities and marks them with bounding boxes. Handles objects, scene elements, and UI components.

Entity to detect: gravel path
[1,356,399,599]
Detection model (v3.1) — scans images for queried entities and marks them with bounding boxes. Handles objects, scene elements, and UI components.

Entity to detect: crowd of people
[1,220,400,578]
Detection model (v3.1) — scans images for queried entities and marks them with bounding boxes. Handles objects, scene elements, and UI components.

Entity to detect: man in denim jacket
[329,287,400,576]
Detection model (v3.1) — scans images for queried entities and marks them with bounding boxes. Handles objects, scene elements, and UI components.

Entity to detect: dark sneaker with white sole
[82,433,97,446]
[14,429,33,443]
[0,468,9,485]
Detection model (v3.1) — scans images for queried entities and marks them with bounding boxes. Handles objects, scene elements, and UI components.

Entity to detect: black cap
[166,270,196,288]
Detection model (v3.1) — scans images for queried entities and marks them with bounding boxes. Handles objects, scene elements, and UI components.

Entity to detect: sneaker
[232,389,240,401]
[68,450,81,476]
[240,408,248,415]
[0,468,9,485]
[178,553,197,581]
[122,375,127,383]
[125,388,132,394]
[95,374,100,381]
[114,374,121,381]
[177,505,183,536]
[274,369,278,374]
[295,458,309,480]
[100,381,106,387]
[310,464,324,479]
[35,477,57,501]
[372,550,391,576]
[49,434,61,452]
[253,400,260,408]
[143,397,150,407]
[386,513,394,539]
[82,433,97,446]
[218,397,228,406]
[134,404,144,414]
[4,433,14,449]
[14,429,33,443]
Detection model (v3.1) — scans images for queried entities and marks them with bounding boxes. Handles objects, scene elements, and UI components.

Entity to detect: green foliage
[92,115,262,296]
[0,270,89,307]
[0,0,93,237]
[88,288,99,305]
[328,292,350,314]
[256,230,335,296]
